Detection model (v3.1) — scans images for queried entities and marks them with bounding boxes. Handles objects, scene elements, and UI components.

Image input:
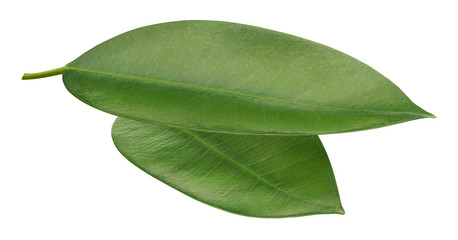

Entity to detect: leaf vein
[65,66,428,118]
[181,129,337,209]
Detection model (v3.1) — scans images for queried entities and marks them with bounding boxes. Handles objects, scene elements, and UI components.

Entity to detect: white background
[1,0,457,239]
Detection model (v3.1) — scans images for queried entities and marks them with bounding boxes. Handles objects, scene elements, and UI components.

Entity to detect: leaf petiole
[22,67,65,80]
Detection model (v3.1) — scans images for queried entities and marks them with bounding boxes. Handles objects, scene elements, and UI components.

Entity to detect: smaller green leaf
[112,117,344,218]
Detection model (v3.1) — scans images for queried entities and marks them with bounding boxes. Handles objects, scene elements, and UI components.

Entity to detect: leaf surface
[111,117,344,217]
[64,20,433,135]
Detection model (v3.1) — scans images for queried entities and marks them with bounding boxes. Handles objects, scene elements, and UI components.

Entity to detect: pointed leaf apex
[336,206,345,215]
[425,112,436,118]
[416,108,436,119]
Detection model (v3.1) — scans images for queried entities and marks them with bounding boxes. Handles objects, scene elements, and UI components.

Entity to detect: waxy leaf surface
[112,117,344,217]
[64,20,433,135]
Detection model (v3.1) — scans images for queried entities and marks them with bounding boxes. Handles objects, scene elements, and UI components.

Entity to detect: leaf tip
[410,104,436,119]
[426,112,436,119]
[335,206,345,215]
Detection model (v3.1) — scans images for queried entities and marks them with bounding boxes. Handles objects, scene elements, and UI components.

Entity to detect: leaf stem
[22,67,65,80]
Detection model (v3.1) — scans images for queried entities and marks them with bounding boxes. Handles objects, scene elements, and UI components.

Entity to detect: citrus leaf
[111,117,344,218]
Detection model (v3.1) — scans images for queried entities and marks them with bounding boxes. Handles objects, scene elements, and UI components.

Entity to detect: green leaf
[25,20,434,135]
[111,117,344,218]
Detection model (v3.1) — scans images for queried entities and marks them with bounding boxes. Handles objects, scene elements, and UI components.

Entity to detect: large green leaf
[111,117,344,217]
[25,20,433,135]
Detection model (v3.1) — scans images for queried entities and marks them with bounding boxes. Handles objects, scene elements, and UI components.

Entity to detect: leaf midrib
[65,66,428,118]
[181,129,337,210]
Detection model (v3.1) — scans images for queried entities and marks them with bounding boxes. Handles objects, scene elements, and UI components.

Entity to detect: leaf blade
[65,20,433,135]
[111,117,344,217]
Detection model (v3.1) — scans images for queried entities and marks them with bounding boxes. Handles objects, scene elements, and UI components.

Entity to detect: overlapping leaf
[112,117,344,217]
